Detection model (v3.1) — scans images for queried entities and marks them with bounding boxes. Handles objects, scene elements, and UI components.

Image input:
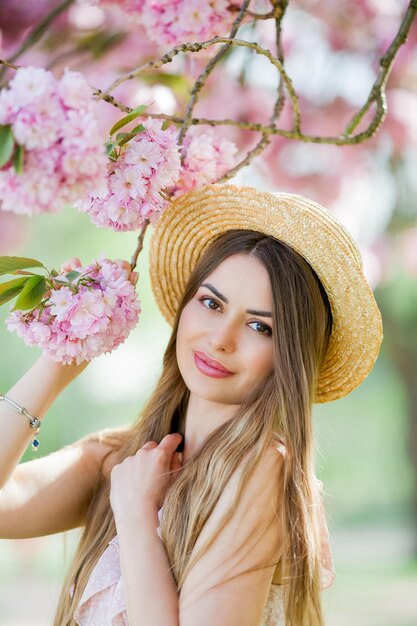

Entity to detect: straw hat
[148,183,383,403]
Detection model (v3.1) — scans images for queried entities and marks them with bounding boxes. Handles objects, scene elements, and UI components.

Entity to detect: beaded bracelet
[0,394,41,451]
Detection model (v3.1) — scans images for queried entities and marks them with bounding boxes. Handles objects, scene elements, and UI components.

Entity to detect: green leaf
[13,143,25,174]
[0,125,15,168]
[109,105,148,137]
[131,123,146,134]
[12,275,47,311]
[52,277,69,285]
[108,147,118,161]
[0,276,30,306]
[105,140,116,156]
[116,123,145,141]
[0,276,29,295]
[65,270,81,282]
[115,124,146,147]
[0,256,45,276]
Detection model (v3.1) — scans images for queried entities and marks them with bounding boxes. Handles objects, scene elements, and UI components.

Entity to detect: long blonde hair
[54,229,333,626]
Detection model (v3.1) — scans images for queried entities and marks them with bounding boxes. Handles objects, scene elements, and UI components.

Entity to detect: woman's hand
[109,433,183,524]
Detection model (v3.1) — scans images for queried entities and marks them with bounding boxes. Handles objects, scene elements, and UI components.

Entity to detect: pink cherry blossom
[0,66,107,216]
[6,255,141,365]
[8,66,55,107]
[141,0,234,47]
[77,117,181,231]
[85,0,146,14]
[56,70,95,109]
[81,0,237,47]
[170,126,238,197]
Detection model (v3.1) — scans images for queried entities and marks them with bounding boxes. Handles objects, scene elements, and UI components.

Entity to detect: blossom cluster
[85,0,236,47]
[77,119,238,231]
[6,256,141,364]
[76,117,182,231]
[140,0,235,47]
[172,127,238,197]
[0,67,107,216]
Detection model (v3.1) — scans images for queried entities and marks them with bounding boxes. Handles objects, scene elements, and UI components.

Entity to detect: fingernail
[178,452,183,463]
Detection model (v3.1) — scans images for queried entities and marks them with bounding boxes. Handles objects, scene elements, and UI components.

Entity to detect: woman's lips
[193,352,235,378]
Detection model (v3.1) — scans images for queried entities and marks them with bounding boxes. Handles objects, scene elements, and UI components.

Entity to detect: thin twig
[344,0,417,136]
[112,111,394,144]
[97,36,301,132]
[0,59,20,71]
[0,56,413,148]
[130,220,149,272]
[218,133,271,182]
[92,86,132,113]
[271,0,288,121]
[177,0,252,148]
[229,4,283,20]
[218,0,289,182]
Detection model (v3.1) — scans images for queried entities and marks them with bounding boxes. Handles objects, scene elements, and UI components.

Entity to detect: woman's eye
[198,296,220,310]
[198,296,272,337]
[248,321,272,337]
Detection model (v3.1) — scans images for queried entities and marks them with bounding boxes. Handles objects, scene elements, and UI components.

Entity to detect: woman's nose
[210,318,237,352]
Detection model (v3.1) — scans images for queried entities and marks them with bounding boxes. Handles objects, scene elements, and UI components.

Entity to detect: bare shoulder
[242,442,285,501]
[204,440,285,536]
[101,446,121,479]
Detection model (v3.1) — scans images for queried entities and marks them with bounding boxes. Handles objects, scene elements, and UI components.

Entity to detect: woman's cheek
[247,343,274,379]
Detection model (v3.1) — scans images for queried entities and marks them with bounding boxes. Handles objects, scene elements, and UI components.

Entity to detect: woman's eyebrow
[200,283,272,318]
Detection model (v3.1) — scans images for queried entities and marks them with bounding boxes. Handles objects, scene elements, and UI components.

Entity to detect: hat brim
[149,183,383,403]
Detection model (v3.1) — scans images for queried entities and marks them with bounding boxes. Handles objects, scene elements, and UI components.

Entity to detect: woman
[0,184,383,626]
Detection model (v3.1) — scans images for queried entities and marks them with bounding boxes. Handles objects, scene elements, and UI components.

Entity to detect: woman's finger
[158,433,183,453]
[171,451,183,470]
[160,433,183,447]
[140,441,158,450]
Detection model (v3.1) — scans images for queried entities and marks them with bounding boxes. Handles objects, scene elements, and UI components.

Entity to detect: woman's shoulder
[75,426,130,480]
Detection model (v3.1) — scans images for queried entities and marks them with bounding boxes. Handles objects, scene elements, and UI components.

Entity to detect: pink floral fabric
[71,440,336,625]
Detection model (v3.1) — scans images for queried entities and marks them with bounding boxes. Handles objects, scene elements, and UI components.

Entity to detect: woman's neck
[180,393,239,463]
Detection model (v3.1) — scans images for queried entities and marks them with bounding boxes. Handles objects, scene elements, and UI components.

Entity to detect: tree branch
[1,1,415,184]
[344,0,417,137]
[97,36,301,133]
[93,0,417,178]
[177,0,252,149]
[130,219,149,272]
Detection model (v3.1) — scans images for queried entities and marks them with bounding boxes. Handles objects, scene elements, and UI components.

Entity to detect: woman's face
[176,253,274,405]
